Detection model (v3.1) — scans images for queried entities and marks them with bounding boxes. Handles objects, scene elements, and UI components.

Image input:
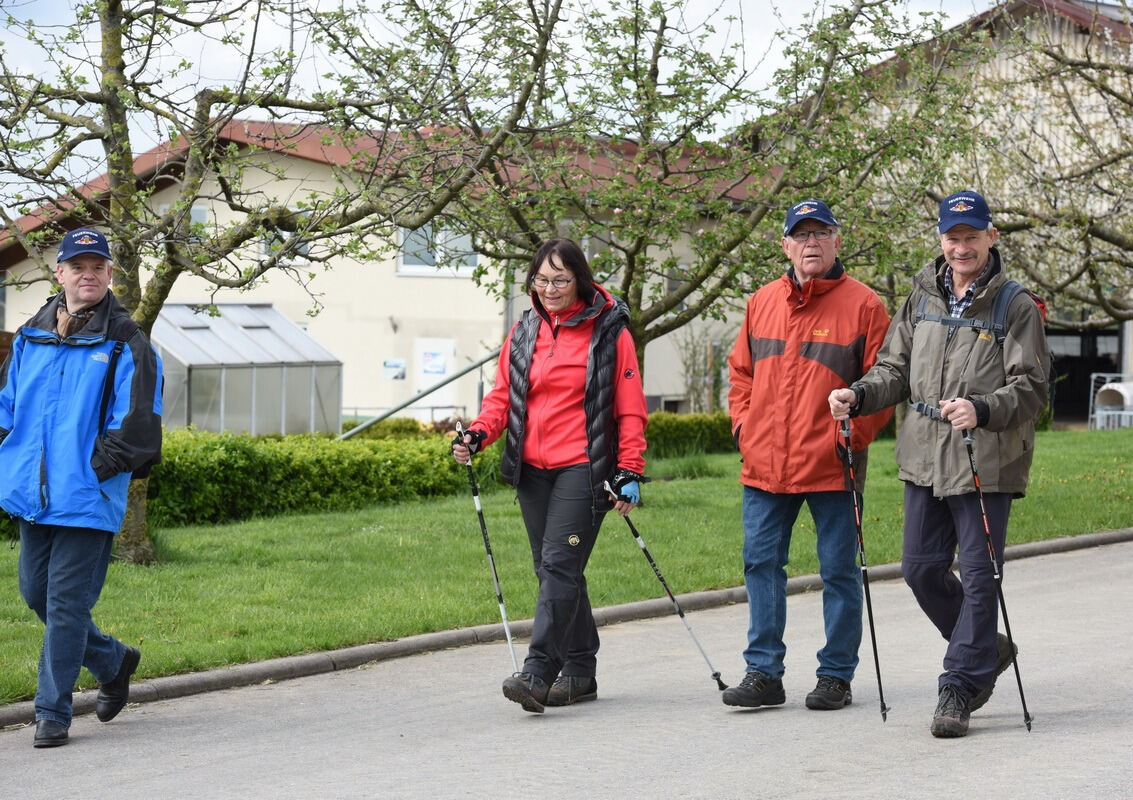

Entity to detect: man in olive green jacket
[829,190,1049,739]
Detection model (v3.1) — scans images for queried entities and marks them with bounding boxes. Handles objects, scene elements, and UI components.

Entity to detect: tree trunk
[114,477,156,565]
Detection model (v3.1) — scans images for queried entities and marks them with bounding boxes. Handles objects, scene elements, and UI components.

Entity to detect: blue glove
[617,480,641,504]
[610,467,646,503]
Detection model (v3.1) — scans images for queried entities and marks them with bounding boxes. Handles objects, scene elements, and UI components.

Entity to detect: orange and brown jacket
[728,260,892,494]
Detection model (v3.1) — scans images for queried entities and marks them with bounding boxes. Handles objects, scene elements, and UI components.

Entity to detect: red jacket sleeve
[726,298,755,440]
[469,331,514,447]
[613,328,648,474]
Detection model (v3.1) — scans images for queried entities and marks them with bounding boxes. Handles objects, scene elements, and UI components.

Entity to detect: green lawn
[1,427,1130,705]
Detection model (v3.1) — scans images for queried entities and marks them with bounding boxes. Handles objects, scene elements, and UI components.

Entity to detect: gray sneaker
[502,672,550,714]
[722,672,786,708]
[931,684,971,738]
[970,633,1016,712]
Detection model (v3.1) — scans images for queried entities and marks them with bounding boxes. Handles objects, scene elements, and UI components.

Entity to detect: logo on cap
[796,205,816,215]
[949,201,974,213]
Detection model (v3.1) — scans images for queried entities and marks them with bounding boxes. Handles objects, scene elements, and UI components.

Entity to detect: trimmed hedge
[146,428,465,528]
[643,411,734,459]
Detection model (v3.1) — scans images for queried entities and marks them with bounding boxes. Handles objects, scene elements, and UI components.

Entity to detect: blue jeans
[741,486,862,682]
[18,522,129,725]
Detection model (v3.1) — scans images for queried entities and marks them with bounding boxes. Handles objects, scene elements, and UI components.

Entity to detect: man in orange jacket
[723,200,892,711]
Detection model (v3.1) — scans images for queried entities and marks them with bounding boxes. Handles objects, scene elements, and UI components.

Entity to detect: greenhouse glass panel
[255,367,284,434]
[191,368,222,430]
[226,368,254,434]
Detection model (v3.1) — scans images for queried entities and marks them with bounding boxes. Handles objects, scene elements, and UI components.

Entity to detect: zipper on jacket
[549,315,561,358]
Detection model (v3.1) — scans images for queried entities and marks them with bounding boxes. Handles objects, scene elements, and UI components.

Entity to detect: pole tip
[713,673,727,691]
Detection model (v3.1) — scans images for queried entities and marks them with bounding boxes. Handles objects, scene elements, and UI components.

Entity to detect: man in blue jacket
[0,228,163,748]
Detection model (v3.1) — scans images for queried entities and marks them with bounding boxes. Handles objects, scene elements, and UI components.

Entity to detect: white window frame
[157,203,210,243]
[397,223,477,278]
[261,208,312,266]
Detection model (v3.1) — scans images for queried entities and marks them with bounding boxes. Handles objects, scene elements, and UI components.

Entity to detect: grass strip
[1,428,1129,704]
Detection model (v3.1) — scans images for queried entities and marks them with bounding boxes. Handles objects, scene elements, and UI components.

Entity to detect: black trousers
[516,463,607,684]
[902,482,1012,698]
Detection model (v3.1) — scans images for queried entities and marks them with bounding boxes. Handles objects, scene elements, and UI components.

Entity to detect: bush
[339,416,428,440]
[138,410,737,528]
[147,428,464,527]
[644,411,734,459]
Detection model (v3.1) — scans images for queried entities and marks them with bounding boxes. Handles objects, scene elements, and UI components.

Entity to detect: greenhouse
[151,303,342,435]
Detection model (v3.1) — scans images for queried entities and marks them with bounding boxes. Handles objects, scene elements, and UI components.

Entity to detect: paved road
[2,539,1131,799]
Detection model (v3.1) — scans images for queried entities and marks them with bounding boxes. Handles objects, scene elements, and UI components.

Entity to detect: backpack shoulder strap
[98,316,140,432]
[989,280,1024,347]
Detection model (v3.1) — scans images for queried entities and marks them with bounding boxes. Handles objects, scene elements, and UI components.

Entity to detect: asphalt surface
[2,530,1131,799]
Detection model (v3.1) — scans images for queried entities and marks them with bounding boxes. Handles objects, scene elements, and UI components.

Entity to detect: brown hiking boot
[502,672,550,714]
[545,675,597,706]
[931,684,971,738]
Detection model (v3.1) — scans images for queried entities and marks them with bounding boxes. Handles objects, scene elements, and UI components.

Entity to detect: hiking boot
[805,676,852,710]
[931,684,971,738]
[970,633,1016,713]
[502,672,550,714]
[722,672,785,708]
[545,675,597,707]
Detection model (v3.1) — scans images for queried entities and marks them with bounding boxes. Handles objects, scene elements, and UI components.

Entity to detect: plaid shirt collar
[943,263,991,318]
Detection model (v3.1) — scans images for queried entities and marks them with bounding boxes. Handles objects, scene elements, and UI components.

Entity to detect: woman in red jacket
[453,238,648,713]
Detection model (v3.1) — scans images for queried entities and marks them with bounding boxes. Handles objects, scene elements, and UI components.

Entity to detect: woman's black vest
[500,290,630,501]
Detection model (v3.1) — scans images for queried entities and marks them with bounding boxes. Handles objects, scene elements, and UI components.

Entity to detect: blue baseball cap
[937,191,993,233]
[783,200,838,235]
[57,228,111,263]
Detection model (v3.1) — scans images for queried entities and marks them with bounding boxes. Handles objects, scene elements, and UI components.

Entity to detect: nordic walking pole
[962,429,1033,731]
[839,419,890,722]
[604,482,728,691]
[455,422,520,673]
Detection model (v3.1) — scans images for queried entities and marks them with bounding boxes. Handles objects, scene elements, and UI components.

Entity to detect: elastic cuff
[849,385,865,418]
[971,397,990,427]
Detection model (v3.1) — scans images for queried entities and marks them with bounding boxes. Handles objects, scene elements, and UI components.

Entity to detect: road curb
[3,527,1130,729]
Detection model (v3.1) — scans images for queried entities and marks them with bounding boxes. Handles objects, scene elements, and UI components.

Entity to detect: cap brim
[938,217,991,233]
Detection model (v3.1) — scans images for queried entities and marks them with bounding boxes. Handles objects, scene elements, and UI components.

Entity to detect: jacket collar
[784,258,846,305]
[25,291,120,343]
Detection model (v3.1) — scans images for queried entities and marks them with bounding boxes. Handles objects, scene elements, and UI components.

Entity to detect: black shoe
[33,719,69,748]
[931,684,971,738]
[545,675,597,707]
[96,646,141,723]
[722,672,785,708]
[501,672,550,714]
[970,633,1016,713]
[805,675,852,710]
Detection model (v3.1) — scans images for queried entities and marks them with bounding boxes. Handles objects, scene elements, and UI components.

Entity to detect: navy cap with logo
[783,199,839,235]
[57,228,111,263]
[937,191,993,234]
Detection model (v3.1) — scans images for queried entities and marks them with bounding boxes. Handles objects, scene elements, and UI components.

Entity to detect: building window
[157,203,210,243]
[397,224,476,277]
[262,209,312,265]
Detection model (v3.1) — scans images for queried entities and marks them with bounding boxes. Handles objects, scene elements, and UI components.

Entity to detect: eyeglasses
[788,229,835,243]
[531,275,575,289]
